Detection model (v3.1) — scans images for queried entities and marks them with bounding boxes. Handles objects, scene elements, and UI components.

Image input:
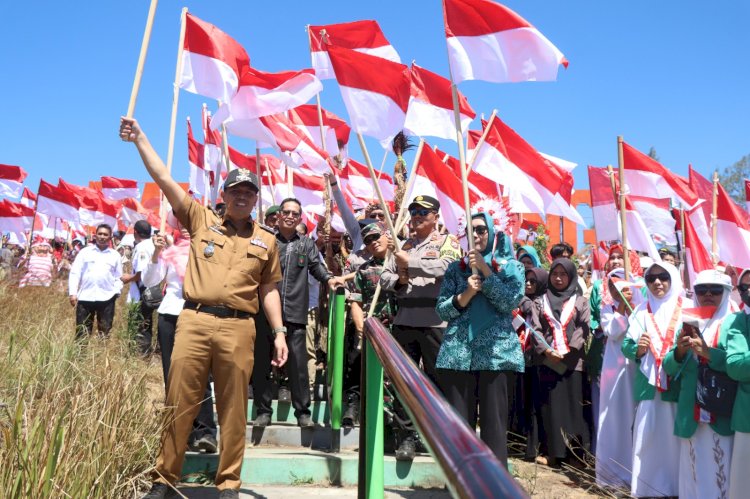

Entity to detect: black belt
[184,301,254,319]
[397,297,438,308]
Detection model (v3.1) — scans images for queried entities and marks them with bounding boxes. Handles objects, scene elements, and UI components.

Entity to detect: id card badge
[297,252,307,267]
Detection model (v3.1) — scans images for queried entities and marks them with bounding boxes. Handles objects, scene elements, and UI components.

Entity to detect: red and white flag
[101,176,139,201]
[59,179,119,227]
[689,166,750,269]
[338,159,395,210]
[0,199,34,237]
[588,166,619,242]
[202,107,227,185]
[437,148,499,200]
[267,164,326,215]
[36,179,80,223]
[118,198,152,231]
[327,45,411,146]
[630,196,677,246]
[308,20,401,80]
[404,63,475,140]
[443,0,568,84]
[681,306,719,332]
[187,119,212,197]
[213,67,322,122]
[0,164,28,198]
[622,197,661,261]
[540,152,577,173]
[683,208,714,286]
[20,187,36,209]
[288,104,351,153]
[180,13,251,103]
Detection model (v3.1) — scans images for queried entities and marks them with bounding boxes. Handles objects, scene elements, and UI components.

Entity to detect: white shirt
[141,259,184,316]
[68,245,123,301]
[128,238,155,302]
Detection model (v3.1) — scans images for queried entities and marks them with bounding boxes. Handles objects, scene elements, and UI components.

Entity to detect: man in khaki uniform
[380,194,462,459]
[120,117,288,499]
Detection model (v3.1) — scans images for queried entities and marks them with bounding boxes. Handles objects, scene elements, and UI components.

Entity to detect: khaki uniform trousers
[155,308,255,491]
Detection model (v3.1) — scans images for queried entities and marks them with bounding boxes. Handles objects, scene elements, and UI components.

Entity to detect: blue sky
[1,1,748,229]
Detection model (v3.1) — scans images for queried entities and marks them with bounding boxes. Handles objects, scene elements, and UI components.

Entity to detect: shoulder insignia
[257,223,275,234]
[401,240,414,251]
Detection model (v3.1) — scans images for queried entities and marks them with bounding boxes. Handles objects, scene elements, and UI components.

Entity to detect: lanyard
[646,296,683,391]
[542,295,577,355]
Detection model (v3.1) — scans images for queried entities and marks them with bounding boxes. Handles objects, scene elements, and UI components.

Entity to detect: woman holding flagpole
[622,261,690,497]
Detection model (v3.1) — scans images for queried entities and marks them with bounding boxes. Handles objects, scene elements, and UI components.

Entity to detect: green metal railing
[325,288,346,451]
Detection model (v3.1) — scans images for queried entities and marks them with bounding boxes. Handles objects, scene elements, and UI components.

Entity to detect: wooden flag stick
[255,146,263,220]
[264,158,278,202]
[126,0,159,118]
[466,109,498,172]
[617,136,630,280]
[448,81,475,269]
[711,170,719,265]
[376,148,389,181]
[605,164,618,203]
[287,165,295,198]
[160,7,188,233]
[356,134,399,243]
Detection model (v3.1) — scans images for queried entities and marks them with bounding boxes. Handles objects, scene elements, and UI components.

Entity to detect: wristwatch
[273,326,288,336]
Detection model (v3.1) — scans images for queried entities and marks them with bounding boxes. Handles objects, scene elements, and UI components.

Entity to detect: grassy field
[0,283,164,498]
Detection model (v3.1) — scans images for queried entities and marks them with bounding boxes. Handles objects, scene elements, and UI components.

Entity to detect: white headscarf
[692,269,734,345]
[643,261,686,329]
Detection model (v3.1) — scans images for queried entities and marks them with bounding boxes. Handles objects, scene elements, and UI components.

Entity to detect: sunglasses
[363,234,381,246]
[281,209,300,218]
[645,272,671,284]
[694,284,725,296]
[409,208,434,217]
[370,212,386,220]
[739,284,750,294]
[473,226,489,235]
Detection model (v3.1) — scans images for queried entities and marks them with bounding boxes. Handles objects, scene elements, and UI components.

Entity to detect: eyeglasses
[645,272,671,284]
[281,209,301,218]
[738,284,750,294]
[409,208,434,217]
[694,284,725,296]
[363,234,381,246]
[473,226,489,235]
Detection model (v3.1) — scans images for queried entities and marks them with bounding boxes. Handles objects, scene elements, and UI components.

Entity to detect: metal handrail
[361,317,528,499]
[325,288,346,450]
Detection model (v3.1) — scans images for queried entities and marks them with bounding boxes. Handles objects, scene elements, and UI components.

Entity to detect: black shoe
[218,490,240,499]
[195,433,218,453]
[395,437,416,461]
[278,386,292,403]
[297,414,315,428]
[253,413,272,427]
[342,394,360,427]
[141,483,177,499]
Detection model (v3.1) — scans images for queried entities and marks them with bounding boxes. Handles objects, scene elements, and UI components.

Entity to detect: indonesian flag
[308,20,401,80]
[288,104,351,153]
[118,198,151,231]
[20,187,36,209]
[689,166,750,269]
[588,166,620,242]
[403,63,475,140]
[630,196,677,246]
[0,164,28,198]
[101,176,139,201]
[180,13,251,103]
[187,119,212,197]
[213,67,322,122]
[37,179,80,223]
[58,179,119,227]
[267,164,326,215]
[681,306,718,332]
[406,144,481,239]
[338,159,395,210]
[437,148,500,200]
[443,0,568,84]
[202,107,226,185]
[540,152,577,173]
[683,207,714,286]
[472,115,583,224]
[622,197,661,261]
[327,45,411,146]
[0,199,34,237]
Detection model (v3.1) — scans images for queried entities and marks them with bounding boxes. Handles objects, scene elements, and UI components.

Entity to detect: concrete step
[183,447,446,488]
[243,422,359,451]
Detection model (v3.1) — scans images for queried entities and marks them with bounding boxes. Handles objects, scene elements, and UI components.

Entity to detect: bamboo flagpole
[466,109,498,173]
[126,0,159,118]
[616,136,630,280]
[711,170,719,265]
[160,7,188,233]
[356,134,399,243]
[264,158,278,202]
[255,146,264,221]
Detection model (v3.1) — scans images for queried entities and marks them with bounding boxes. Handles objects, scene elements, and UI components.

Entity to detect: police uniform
[153,169,281,492]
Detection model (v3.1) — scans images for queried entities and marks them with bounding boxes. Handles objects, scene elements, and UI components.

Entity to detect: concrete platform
[244,422,359,451]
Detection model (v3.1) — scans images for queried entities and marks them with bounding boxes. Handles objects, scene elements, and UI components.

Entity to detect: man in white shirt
[69,224,123,338]
[121,220,156,354]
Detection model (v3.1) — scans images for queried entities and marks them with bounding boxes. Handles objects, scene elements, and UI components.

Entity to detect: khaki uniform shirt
[380,229,462,327]
[175,195,281,314]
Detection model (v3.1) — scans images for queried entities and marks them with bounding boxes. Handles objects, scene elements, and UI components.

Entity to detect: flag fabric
[689,166,750,269]
[587,166,620,242]
[683,207,714,286]
[622,197,661,261]
[443,0,568,84]
[308,20,401,80]
[118,198,152,231]
[540,152,577,173]
[630,196,676,246]
[338,159,395,210]
[437,148,499,200]
[187,120,212,197]
[327,45,411,146]
[59,179,119,227]
[202,107,226,187]
[745,179,750,214]
[403,63,475,140]
[20,187,36,209]
[0,199,34,237]
[0,164,28,198]
[288,104,350,153]
[36,180,80,223]
[267,164,326,215]
[213,67,322,122]
[180,13,251,103]
[101,176,139,201]
[681,306,719,332]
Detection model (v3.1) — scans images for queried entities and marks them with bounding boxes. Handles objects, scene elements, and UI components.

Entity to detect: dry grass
[0,284,164,498]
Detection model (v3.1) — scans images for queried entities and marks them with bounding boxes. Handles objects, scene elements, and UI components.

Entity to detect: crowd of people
[2,118,748,499]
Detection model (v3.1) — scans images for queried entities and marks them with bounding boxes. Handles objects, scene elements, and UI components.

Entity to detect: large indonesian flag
[187,120,211,197]
[338,159,395,209]
[37,179,80,223]
[689,166,750,269]
[288,104,351,153]
[267,164,326,215]
[0,199,34,237]
[180,13,251,103]
[437,148,499,200]
[327,45,411,146]
[683,208,714,286]
[443,0,568,84]
[101,176,139,201]
[404,63,475,140]
[0,164,28,198]
[213,67,322,122]
[59,179,119,227]
[308,20,401,80]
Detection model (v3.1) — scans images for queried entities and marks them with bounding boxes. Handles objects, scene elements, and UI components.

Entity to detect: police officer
[120,117,289,499]
[380,195,462,459]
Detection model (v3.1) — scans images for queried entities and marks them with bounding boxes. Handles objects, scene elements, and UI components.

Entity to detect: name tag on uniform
[424,250,439,258]
[208,225,223,235]
[250,238,267,249]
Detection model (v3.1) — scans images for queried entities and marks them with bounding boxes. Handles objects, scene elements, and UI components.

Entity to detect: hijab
[692,269,734,343]
[547,258,579,320]
[525,267,549,299]
[643,261,685,328]
[516,245,541,268]
[473,212,513,266]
